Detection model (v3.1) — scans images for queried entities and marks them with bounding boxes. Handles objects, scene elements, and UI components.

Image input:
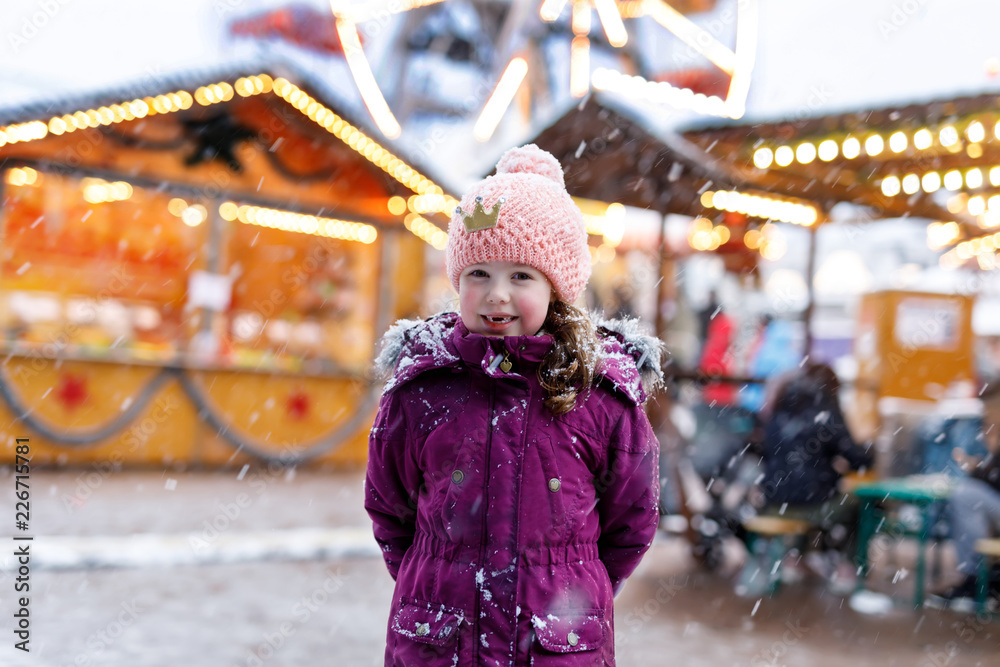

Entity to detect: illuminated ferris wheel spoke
[472,0,543,140]
[589,0,758,118]
[594,0,628,46]
[540,0,570,21]
[724,0,758,118]
[474,57,530,141]
[330,2,402,138]
[568,1,591,98]
[334,17,402,138]
[570,36,590,98]
[644,0,735,75]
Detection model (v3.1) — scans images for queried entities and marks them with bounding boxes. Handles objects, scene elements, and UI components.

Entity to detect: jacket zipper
[472,373,496,665]
[509,363,529,666]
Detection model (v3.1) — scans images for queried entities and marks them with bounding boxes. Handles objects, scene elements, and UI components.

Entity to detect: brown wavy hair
[538,300,600,415]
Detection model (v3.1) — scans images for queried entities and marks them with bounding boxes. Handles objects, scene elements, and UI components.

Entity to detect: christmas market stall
[0,62,456,468]
[682,90,1000,438]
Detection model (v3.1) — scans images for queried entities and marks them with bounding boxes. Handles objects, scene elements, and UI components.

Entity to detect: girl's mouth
[482,315,517,326]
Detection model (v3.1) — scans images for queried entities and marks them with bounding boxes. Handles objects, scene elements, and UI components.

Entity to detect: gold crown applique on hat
[458,195,505,233]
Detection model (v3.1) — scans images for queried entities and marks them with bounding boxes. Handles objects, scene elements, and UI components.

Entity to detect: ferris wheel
[236,1,759,142]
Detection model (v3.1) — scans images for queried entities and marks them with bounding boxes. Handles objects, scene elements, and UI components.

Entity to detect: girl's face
[459,261,552,337]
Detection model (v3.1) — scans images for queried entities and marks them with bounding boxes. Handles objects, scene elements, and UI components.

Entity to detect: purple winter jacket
[366,312,663,666]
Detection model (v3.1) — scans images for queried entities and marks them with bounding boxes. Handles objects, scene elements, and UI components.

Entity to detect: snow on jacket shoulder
[366,312,663,666]
[373,311,665,404]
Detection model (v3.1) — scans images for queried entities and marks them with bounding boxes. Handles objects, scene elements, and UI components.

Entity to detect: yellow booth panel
[0,359,198,467]
[190,370,374,468]
[0,356,377,469]
[855,290,975,401]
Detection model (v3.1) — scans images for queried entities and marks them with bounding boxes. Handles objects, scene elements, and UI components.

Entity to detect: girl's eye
[469,269,488,278]
[513,272,532,280]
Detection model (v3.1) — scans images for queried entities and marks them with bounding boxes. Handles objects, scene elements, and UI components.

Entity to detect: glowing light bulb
[865,134,884,156]
[914,128,933,150]
[968,195,986,216]
[795,142,816,164]
[888,131,907,153]
[881,175,901,197]
[921,172,941,193]
[943,170,964,191]
[966,168,984,189]
[939,125,959,147]
[817,139,838,161]
[774,146,794,167]
[841,137,861,159]
[967,120,986,143]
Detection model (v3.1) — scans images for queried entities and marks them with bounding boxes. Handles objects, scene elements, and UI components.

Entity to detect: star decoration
[56,373,88,410]
[286,390,310,421]
[182,113,257,173]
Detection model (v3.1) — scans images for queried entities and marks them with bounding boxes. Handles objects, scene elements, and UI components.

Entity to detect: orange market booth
[853,290,979,474]
[0,63,455,468]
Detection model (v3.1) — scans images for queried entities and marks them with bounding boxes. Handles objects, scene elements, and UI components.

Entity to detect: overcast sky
[3,0,999,117]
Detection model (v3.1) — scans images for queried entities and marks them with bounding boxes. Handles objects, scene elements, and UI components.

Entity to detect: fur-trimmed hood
[592,314,667,402]
[373,312,665,404]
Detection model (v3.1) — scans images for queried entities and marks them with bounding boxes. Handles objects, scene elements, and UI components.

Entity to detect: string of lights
[0,72,455,247]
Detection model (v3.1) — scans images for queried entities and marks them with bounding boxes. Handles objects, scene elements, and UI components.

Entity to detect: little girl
[366,144,663,666]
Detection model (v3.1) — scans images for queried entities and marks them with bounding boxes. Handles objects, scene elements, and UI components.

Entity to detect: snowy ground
[0,468,997,666]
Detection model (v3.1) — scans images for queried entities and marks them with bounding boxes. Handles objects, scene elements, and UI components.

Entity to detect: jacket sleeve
[826,412,873,471]
[972,453,1000,493]
[596,403,661,595]
[365,389,422,580]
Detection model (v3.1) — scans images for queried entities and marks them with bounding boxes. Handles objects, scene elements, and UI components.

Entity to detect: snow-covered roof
[484,91,751,215]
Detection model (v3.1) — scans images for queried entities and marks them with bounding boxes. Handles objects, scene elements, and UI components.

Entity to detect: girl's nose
[487,281,509,303]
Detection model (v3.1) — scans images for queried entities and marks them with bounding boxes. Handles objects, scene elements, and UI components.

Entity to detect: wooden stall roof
[0,58,459,227]
[515,92,748,216]
[681,89,1000,238]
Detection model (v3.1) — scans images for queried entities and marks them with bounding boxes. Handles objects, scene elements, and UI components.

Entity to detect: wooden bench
[743,516,813,537]
[742,516,814,595]
[975,538,1000,614]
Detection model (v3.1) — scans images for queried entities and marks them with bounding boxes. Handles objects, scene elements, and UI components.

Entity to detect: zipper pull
[487,353,504,373]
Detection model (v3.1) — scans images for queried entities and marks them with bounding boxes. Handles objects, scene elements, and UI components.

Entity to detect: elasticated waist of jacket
[412,533,599,566]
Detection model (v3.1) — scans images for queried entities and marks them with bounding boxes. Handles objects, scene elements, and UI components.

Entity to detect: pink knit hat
[446,144,592,303]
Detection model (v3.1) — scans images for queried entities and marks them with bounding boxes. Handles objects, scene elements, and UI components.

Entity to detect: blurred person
[739,317,801,415]
[699,309,736,407]
[609,278,636,320]
[975,336,1000,383]
[930,426,1000,608]
[737,363,873,595]
[697,289,720,347]
[743,313,772,367]
[759,363,872,506]
[366,145,663,665]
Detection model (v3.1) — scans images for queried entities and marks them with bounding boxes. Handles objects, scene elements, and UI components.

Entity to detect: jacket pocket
[531,609,609,656]
[391,598,465,647]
